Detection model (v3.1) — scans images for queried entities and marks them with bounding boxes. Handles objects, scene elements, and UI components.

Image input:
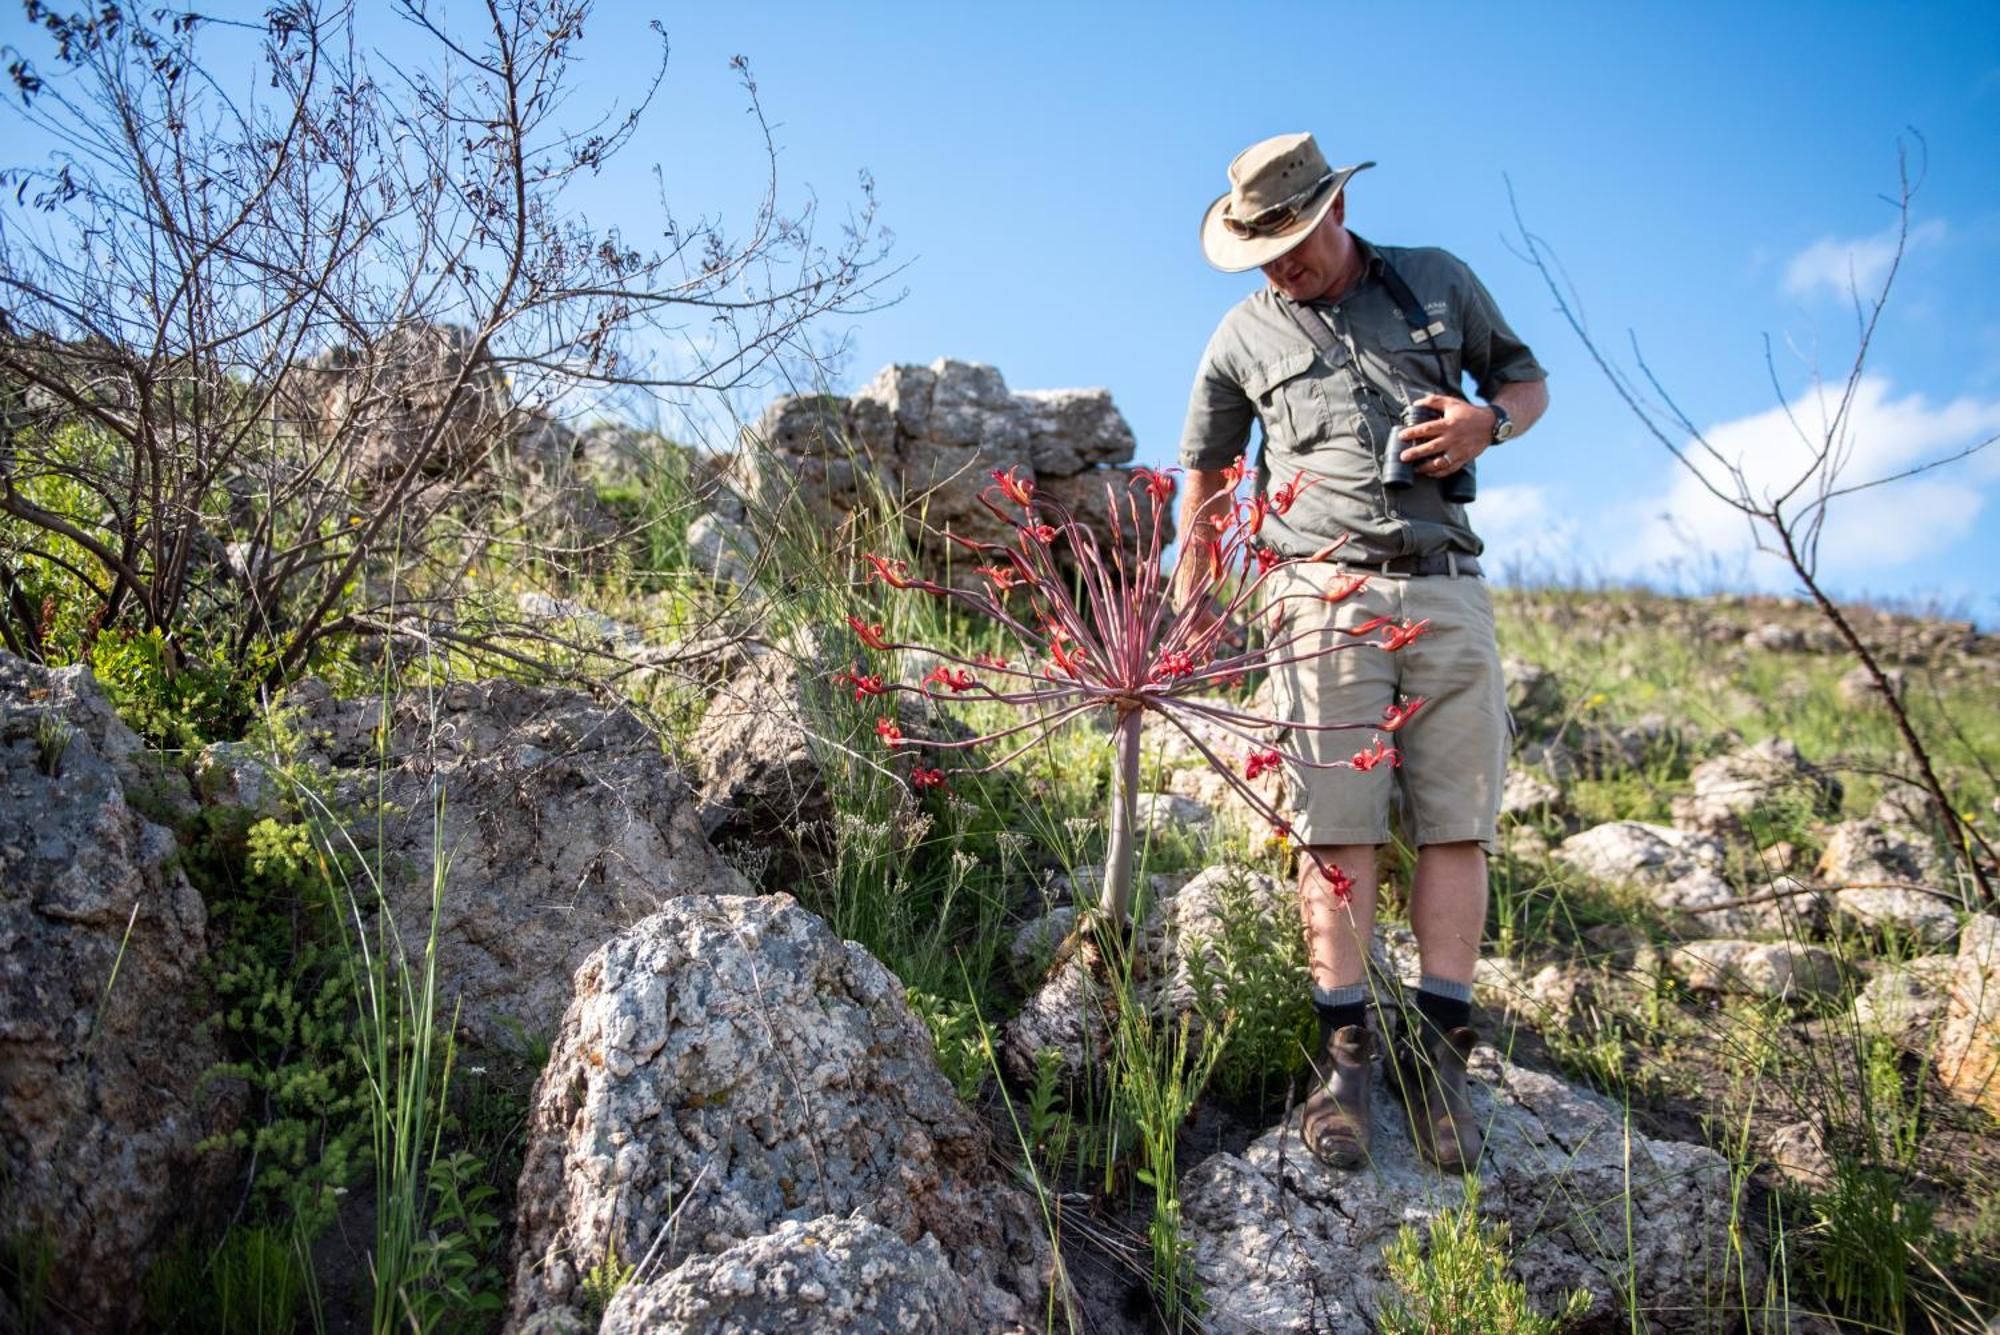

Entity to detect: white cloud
[1617,374,2000,586]
[1782,219,1946,301]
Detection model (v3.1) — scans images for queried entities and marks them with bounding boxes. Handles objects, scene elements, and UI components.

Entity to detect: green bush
[1381,1186,1591,1334]
[1185,867,1316,1107]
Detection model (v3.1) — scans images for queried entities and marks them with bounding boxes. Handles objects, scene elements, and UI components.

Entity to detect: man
[1173,133,1549,1174]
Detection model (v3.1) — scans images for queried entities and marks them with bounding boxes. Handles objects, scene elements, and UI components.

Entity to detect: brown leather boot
[1301,1020,1373,1169]
[1391,1014,1483,1174]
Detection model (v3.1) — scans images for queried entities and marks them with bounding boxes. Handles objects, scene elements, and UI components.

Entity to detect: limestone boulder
[1016,387,1137,477]
[0,655,238,1332]
[1557,821,1766,934]
[691,649,963,887]
[1185,1048,1753,1333]
[1852,954,1956,1048]
[685,511,761,585]
[1938,914,2000,1117]
[278,676,745,1063]
[1001,865,1288,1089]
[1818,819,1959,947]
[1671,737,1840,839]
[289,320,515,487]
[1500,767,1563,822]
[505,895,1051,1334]
[1673,939,1846,1001]
[598,1215,973,1335]
[736,359,1168,571]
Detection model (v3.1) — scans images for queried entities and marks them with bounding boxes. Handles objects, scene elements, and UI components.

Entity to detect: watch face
[1492,408,1513,441]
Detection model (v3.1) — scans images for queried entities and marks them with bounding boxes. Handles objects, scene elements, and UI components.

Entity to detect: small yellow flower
[1584,692,1608,709]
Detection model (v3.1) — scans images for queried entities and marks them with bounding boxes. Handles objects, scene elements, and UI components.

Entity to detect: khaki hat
[1200,133,1374,273]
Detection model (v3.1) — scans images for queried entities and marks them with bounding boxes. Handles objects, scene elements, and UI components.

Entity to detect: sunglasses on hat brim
[1219,170,1337,240]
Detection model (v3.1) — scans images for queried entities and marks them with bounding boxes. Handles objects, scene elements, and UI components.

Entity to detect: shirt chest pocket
[1380,322,1465,400]
[1243,349,1332,453]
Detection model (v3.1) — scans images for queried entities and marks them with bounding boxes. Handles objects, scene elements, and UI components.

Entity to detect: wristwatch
[1487,402,1515,444]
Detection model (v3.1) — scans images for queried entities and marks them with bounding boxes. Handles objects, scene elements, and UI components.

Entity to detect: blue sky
[595,1,2000,621]
[6,3,1997,619]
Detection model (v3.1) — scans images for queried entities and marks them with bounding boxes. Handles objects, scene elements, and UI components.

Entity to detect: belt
[1333,551,1481,577]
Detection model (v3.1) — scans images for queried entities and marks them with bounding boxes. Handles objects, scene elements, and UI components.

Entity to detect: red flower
[875,716,905,749]
[862,553,915,588]
[846,615,891,650]
[1239,493,1271,537]
[910,767,948,791]
[1323,573,1370,604]
[1049,638,1090,678]
[1245,748,1283,780]
[1376,618,1432,652]
[1380,696,1428,731]
[1204,538,1226,583]
[974,564,1021,593]
[992,466,1036,507]
[1223,455,1249,489]
[1153,648,1197,682]
[925,664,979,693]
[1271,472,1319,516]
[1133,466,1181,502]
[1350,739,1402,772]
[1252,543,1285,574]
[973,651,1012,670]
[1340,614,1394,638]
[842,671,888,699]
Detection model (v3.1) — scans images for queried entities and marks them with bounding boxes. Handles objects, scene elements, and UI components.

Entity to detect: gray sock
[1417,974,1473,1003]
[1312,982,1370,1010]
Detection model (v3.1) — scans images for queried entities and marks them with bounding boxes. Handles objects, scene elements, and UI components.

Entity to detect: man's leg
[1396,839,1489,1173]
[1300,843,1379,1003]
[1409,840,1487,988]
[1298,843,1380,1169]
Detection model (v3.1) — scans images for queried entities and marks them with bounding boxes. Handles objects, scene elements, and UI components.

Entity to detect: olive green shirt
[1178,237,1546,561]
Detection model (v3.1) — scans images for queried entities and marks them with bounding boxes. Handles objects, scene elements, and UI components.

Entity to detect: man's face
[1260,197,1352,303]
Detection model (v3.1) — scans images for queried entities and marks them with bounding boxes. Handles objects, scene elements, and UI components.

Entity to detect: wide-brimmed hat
[1200,133,1374,273]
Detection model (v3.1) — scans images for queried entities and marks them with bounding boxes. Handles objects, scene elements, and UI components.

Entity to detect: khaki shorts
[1263,563,1508,852]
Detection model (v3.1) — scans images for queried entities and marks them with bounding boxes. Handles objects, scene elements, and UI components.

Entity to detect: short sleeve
[1178,325,1255,471]
[1454,257,1545,401]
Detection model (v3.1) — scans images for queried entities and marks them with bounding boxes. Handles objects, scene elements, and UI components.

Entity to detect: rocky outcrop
[279,676,745,1063]
[0,656,237,1331]
[505,894,1050,1334]
[735,358,1165,567]
[1184,1047,1753,1334]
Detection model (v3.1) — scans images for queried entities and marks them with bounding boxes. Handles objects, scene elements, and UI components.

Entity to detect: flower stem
[1100,705,1143,921]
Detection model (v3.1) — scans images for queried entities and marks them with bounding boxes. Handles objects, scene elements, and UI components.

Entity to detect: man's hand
[1396,394,1495,477]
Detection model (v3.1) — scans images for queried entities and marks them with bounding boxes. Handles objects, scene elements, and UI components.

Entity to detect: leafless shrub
[0,0,893,699]
[1509,139,1996,904]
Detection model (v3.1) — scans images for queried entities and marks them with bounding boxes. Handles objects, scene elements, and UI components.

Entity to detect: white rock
[1186,1050,1756,1333]
[1133,790,1214,837]
[1852,955,1956,1047]
[1675,939,1845,1000]
[686,510,761,585]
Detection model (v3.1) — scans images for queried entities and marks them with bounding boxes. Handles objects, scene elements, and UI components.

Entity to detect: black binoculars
[1386,403,1476,505]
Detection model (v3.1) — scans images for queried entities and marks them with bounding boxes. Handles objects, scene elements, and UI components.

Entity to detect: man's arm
[1171,468,1237,607]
